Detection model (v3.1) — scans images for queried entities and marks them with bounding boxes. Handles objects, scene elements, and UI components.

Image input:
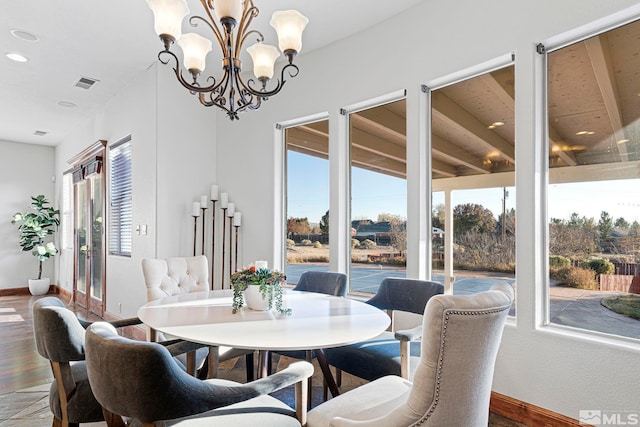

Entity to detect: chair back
[33,297,86,362]
[85,322,220,423]
[366,278,444,315]
[400,284,513,426]
[292,271,347,296]
[141,255,209,302]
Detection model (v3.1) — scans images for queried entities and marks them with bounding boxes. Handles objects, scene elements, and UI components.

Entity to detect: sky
[288,151,640,226]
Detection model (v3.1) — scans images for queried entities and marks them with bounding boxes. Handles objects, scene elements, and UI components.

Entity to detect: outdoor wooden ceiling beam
[480,73,577,166]
[351,128,406,164]
[350,110,405,145]
[286,127,329,158]
[584,36,629,161]
[351,146,406,178]
[431,91,515,163]
[431,134,490,174]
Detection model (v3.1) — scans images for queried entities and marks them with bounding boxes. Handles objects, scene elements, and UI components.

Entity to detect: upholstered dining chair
[323,278,443,398]
[270,271,347,404]
[85,321,314,427]
[32,297,141,427]
[141,255,254,380]
[307,284,514,427]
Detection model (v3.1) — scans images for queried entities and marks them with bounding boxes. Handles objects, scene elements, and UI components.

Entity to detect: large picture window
[430,62,516,315]
[284,120,329,284]
[545,20,640,339]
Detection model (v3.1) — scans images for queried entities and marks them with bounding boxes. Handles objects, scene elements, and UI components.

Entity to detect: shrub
[301,239,313,246]
[556,267,599,290]
[360,239,377,249]
[579,258,614,276]
[313,241,323,249]
[351,238,360,248]
[549,255,571,269]
[286,239,295,249]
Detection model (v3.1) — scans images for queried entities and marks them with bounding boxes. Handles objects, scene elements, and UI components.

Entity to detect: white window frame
[108,135,132,257]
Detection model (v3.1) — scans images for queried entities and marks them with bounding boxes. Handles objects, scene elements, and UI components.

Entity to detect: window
[109,136,132,257]
[545,19,640,338]
[349,98,407,294]
[61,172,74,250]
[430,62,516,315]
[284,120,329,284]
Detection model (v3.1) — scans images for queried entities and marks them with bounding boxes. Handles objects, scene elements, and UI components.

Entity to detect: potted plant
[11,195,60,295]
[230,266,291,315]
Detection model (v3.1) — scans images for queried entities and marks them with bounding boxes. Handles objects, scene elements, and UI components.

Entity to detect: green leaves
[11,195,60,277]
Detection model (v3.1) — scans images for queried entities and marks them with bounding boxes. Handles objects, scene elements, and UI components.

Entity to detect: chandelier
[146,0,308,120]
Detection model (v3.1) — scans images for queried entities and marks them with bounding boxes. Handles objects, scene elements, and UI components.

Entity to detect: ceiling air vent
[74,76,99,90]
[34,130,48,136]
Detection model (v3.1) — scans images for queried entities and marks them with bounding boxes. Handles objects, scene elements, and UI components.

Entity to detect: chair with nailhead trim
[306,284,514,427]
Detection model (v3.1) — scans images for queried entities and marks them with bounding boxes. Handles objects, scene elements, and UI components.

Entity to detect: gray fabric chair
[141,255,254,380]
[32,297,141,427]
[307,284,514,427]
[324,277,444,390]
[85,321,314,427]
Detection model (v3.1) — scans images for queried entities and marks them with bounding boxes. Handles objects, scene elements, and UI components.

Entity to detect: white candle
[200,195,208,209]
[255,260,268,270]
[227,202,235,217]
[220,192,228,209]
[233,212,242,226]
[210,184,219,201]
[192,201,201,217]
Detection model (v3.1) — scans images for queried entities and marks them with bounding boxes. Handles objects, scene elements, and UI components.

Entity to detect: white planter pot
[28,278,50,296]
[243,285,270,311]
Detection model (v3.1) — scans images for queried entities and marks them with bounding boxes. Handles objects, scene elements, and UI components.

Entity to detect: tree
[497,208,516,236]
[320,210,329,235]
[549,215,596,257]
[432,203,445,230]
[598,211,614,251]
[453,203,496,236]
[286,217,311,238]
[615,217,630,229]
[378,213,407,256]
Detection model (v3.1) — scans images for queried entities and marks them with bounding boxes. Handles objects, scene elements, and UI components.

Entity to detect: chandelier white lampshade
[247,43,280,79]
[178,33,213,72]
[270,10,309,54]
[146,0,309,120]
[146,0,190,40]
[213,0,243,23]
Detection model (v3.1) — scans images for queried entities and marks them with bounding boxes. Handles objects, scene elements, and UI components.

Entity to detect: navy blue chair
[323,278,443,397]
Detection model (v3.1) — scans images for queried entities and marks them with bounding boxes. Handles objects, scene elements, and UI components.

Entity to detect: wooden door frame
[68,140,107,316]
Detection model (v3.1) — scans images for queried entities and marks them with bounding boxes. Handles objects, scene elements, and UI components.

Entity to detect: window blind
[109,137,132,257]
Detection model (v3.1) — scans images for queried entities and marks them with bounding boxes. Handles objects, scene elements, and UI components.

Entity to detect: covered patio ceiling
[286,19,640,182]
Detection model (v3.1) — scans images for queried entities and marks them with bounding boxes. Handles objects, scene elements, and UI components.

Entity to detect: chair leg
[245,352,255,382]
[52,417,61,427]
[103,408,127,427]
[197,356,209,380]
[336,368,342,387]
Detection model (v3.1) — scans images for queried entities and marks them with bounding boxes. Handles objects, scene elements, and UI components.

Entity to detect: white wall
[215,0,640,419]
[0,140,55,288]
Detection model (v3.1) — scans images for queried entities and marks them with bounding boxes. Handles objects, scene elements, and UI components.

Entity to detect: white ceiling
[0,0,425,146]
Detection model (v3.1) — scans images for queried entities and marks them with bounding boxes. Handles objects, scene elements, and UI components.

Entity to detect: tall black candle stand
[200,205,207,256]
[210,200,217,290]
[220,207,227,289]
[234,225,240,273]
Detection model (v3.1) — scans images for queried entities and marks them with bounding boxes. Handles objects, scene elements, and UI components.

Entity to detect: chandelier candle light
[145,0,309,120]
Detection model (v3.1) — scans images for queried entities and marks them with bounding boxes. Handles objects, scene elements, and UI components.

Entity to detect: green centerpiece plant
[230,266,291,315]
[11,195,60,283]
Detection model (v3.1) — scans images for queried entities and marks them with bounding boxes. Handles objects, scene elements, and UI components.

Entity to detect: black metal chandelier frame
[156,0,300,120]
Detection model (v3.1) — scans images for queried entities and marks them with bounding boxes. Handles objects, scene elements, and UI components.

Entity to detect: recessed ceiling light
[10,29,39,42]
[575,130,595,136]
[617,139,630,144]
[487,121,504,130]
[6,52,27,62]
[57,101,77,108]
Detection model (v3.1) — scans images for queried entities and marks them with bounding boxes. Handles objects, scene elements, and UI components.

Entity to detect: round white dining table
[137,289,390,397]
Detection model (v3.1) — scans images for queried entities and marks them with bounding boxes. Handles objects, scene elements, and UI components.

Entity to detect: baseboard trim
[0,287,32,297]
[490,391,586,427]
